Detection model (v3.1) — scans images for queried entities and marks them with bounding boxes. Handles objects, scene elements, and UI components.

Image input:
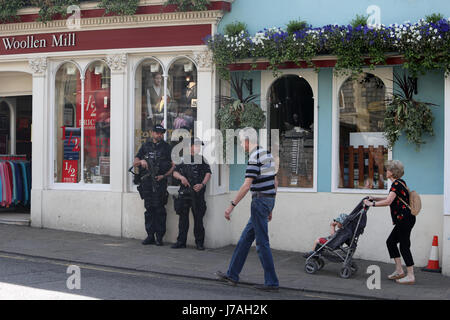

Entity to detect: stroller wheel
[316,257,325,270]
[340,266,352,279]
[305,260,319,274]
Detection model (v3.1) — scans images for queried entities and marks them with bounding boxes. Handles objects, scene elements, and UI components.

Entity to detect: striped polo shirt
[245,146,276,195]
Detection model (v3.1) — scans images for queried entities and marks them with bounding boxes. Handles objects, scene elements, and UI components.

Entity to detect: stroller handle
[362,196,372,210]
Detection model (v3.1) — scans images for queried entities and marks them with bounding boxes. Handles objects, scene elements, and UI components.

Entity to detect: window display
[269,75,314,188]
[54,61,111,184]
[338,72,388,190]
[134,57,197,187]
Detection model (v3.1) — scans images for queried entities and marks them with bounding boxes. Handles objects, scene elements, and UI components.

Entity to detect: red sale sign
[62,160,78,183]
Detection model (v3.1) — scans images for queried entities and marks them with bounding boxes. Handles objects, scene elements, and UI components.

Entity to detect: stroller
[304,198,369,278]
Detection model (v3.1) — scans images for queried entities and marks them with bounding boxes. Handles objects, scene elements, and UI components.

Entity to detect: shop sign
[2,33,76,50]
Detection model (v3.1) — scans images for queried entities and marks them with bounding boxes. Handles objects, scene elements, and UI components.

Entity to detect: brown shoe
[215,271,237,286]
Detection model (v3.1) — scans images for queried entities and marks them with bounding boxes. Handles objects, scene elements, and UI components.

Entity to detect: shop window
[166,57,197,136]
[269,75,314,188]
[54,61,111,184]
[338,72,388,190]
[134,59,165,157]
[133,57,197,187]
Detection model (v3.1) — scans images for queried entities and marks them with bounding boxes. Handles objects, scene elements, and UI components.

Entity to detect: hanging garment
[19,162,29,206]
[8,161,17,204]
[0,163,4,206]
[14,162,23,204]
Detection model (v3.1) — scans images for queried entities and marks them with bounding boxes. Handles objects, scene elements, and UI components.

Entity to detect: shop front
[0,1,233,247]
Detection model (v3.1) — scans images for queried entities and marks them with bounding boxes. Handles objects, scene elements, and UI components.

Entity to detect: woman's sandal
[396,276,415,285]
[388,271,406,280]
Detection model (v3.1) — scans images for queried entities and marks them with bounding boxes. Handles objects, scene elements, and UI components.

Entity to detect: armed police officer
[133,124,175,246]
[171,137,211,250]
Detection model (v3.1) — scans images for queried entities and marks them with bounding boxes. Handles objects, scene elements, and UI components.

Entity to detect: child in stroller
[303,198,369,278]
[302,213,349,258]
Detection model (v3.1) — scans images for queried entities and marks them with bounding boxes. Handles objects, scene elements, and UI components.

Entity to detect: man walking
[133,124,174,246]
[215,128,279,291]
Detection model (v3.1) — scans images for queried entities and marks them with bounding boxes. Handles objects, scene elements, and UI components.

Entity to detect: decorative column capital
[193,50,214,72]
[28,57,47,75]
[105,53,127,73]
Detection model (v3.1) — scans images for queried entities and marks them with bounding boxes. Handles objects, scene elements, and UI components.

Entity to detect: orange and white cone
[422,236,442,273]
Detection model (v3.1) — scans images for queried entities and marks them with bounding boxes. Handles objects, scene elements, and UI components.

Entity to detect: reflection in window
[133,57,198,187]
[134,59,165,156]
[82,61,111,184]
[0,102,11,154]
[167,57,197,139]
[54,61,111,184]
[269,75,314,188]
[54,62,81,183]
[338,73,388,190]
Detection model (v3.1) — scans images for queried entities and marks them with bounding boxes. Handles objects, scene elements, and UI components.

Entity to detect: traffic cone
[422,236,442,273]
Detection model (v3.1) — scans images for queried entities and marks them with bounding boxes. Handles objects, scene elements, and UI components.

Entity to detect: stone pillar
[105,53,127,193]
[29,57,48,228]
[193,49,232,248]
[105,54,128,236]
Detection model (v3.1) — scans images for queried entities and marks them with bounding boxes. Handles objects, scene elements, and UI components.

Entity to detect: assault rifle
[128,155,160,195]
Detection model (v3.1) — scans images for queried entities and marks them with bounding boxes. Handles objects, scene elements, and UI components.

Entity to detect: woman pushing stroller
[363,160,416,285]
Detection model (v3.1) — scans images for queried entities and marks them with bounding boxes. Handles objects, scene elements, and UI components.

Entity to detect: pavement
[0,224,449,300]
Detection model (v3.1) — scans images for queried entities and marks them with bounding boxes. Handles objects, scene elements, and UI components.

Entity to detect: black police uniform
[173,154,211,247]
[135,139,172,243]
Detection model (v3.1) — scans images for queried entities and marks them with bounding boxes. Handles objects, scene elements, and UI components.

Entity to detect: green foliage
[350,14,368,28]
[224,21,248,36]
[0,0,140,23]
[286,19,308,35]
[164,0,210,12]
[239,103,266,129]
[383,72,436,150]
[98,0,139,16]
[30,0,79,23]
[425,13,444,24]
[0,0,26,23]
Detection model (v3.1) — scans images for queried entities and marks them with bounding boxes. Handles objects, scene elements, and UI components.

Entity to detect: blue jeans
[227,197,278,287]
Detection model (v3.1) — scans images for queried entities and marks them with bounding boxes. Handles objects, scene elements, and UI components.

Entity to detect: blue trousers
[227,197,279,287]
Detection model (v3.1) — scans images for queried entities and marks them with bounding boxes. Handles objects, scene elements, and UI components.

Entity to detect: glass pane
[82,61,111,184]
[269,75,314,188]
[338,73,388,190]
[167,58,198,186]
[54,63,81,183]
[0,102,10,154]
[134,59,165,158]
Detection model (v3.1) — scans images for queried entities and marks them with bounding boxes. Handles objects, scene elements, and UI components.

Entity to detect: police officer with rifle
[171,137,211,250]
[133,124,174,246]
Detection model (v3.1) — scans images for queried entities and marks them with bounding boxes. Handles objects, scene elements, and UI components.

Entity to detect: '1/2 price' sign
[62,160,78,183]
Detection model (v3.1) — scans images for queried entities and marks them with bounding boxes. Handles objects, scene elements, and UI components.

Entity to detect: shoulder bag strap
[395,180,411,210]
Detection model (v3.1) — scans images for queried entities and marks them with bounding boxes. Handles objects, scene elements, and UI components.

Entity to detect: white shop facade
[0,1,234,248]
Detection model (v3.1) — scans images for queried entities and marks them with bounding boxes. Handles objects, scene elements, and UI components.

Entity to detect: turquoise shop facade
[216,0,450,275]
